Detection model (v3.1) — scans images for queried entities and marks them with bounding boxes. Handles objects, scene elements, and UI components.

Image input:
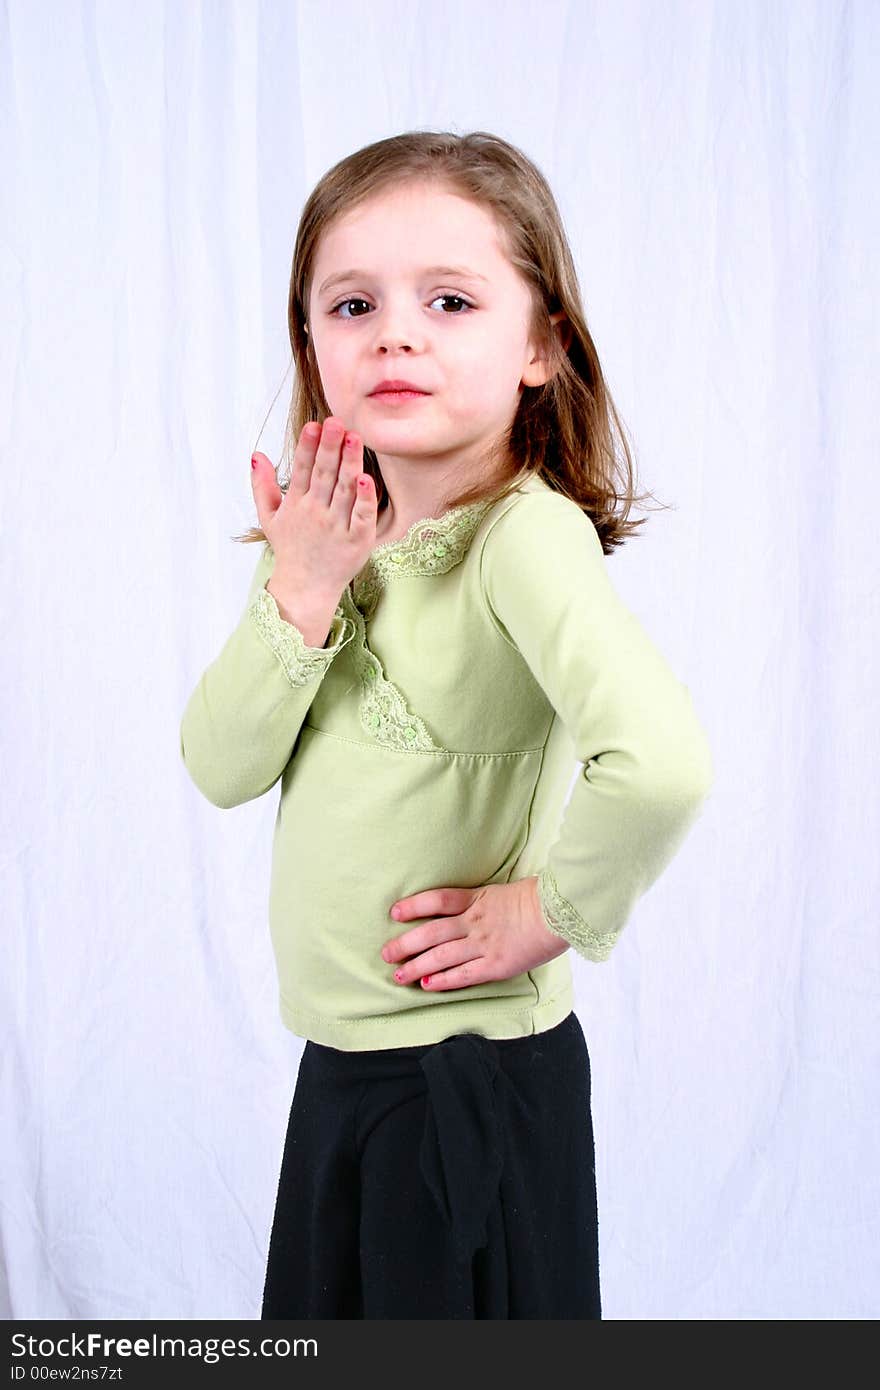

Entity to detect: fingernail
[391,906,401,919]
[421,976,431,987]
[251,456,257,470]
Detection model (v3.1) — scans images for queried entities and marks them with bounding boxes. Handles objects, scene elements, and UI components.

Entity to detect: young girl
[179,130,713,1320]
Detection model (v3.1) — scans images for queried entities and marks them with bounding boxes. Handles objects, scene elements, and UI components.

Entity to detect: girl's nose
[376,327,416,352]
[370,301,423,354]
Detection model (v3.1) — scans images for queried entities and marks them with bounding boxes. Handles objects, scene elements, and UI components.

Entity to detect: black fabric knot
[417,1033,505,1265]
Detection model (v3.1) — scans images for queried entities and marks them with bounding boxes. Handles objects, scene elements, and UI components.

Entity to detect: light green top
[179,473,714,1050]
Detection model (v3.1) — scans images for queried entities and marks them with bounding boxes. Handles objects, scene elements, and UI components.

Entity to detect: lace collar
[351,499,493,616]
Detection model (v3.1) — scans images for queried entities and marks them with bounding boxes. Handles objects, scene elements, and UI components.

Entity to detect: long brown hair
[234,130,668,556]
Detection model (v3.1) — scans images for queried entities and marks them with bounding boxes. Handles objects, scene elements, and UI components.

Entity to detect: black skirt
[260,1010,601,1319]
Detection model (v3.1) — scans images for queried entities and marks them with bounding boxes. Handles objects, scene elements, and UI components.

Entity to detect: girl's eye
[430,294,472,314]
[330,298,371,319]
[328,294,473,319]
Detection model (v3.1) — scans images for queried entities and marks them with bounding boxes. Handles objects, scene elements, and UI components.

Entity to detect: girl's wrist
[264,575,342,649]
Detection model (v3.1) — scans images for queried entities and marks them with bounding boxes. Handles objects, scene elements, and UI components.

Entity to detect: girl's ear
[549,309,573,354]
[521,311,573,388]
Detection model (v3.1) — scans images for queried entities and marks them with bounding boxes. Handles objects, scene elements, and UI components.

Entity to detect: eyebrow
[318,265,490,296]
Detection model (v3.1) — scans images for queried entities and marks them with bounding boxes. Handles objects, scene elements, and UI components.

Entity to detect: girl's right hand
[251,416,377,598]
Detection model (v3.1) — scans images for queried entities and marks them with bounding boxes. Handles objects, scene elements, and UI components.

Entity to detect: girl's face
[306,181,554,482]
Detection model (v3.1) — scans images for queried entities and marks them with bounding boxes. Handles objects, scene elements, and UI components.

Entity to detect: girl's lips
[368,390,430,402]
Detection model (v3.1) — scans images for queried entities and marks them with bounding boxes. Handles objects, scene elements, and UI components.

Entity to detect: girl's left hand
[380,876,569,990]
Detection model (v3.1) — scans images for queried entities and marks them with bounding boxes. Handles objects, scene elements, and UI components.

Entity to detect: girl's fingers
[350,469,376,531]
[308,417,347,506]
[329,431,372,529]
[286,416,375,536]
[288,422,322,497]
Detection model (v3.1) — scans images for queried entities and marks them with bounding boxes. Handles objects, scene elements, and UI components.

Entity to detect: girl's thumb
[251,452,281,510]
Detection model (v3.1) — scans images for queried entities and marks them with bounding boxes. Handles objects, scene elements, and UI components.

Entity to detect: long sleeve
[480,492,714,962]
[179,543,355,809]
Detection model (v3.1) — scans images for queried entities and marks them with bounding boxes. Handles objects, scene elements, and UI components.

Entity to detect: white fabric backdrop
[2,0,877,1320]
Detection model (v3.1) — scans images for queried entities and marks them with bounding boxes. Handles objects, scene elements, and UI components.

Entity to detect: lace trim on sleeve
[537,866,620,962]
[249,586,354,688]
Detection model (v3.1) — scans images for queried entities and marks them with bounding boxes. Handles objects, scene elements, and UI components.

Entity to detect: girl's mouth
[368,390,430,403]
